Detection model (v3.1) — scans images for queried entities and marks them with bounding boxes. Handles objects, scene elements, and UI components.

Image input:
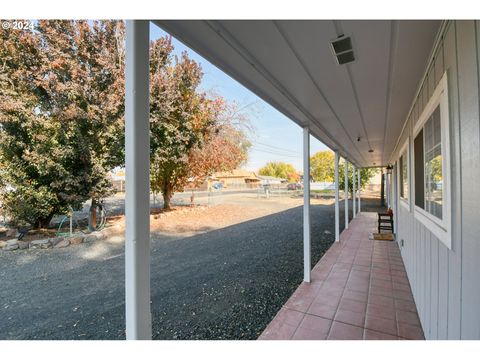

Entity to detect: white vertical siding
[444,22,462,340]
[458,21,480,340]
[391,20,480,340]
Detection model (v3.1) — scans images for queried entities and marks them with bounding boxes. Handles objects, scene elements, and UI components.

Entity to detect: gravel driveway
[0,197,384,340]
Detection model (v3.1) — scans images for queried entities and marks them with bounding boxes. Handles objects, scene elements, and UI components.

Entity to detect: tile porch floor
[259,212,424,340]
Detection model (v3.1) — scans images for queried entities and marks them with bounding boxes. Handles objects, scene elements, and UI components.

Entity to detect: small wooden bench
[378,212,393,233]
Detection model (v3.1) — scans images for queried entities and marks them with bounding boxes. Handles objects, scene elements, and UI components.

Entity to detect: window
[398,138,410,211]
[413,72,451,249]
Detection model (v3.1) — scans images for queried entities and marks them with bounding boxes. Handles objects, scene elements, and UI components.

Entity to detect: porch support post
[344,159,349,229]
[358,168,361,213]
[125,20,152,340]
[334,151,340,242]
[352,165,356,219]
[303,127,311,282]
[392,165,397,233]
[386,172,390,208]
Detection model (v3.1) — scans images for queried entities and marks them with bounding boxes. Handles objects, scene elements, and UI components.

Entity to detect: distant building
[109,168,126,193]
[185,169,261,191]
[213,169,260,189]
[257,175,286,186]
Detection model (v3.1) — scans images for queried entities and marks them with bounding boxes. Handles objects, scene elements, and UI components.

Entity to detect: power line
[254,141,300,155]
[252,146,300,157]
[250,147,300,158]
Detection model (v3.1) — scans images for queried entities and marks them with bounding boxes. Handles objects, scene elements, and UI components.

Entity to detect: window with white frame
[398,140,409,205]
[413,72,451,249]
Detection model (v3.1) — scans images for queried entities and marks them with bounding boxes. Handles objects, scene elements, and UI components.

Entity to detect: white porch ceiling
[153,20,441,167]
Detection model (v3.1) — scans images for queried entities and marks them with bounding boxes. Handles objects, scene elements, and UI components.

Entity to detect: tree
[149,37,250,209]
[338,161,378,195]
[188,111,250,187]
[258,161,299,182]
[310,150,335,182]
[0,21,125,227]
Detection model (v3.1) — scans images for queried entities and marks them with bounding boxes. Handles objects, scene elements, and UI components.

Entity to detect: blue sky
[150,24,329,172]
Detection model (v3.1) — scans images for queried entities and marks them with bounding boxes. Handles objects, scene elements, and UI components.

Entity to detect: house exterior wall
[390,20,480,340]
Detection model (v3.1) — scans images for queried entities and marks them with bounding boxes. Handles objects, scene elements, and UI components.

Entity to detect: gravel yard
[0,195,384,340]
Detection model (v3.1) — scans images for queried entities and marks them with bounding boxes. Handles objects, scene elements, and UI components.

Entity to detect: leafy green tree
[258,161,299,182]
[338,161,378,195]
[310,150,335,182]
[149,37,250,209]
[0,21,125,227]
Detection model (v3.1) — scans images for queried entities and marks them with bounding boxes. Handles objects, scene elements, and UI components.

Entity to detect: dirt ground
[113,194,336,236]
[0,192,338,246]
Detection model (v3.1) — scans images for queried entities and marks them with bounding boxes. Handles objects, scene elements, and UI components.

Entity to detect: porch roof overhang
[153,20,441,167]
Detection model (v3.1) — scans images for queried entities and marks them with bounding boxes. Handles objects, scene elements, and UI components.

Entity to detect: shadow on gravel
[0,197,384,340]
[149,203,337,340]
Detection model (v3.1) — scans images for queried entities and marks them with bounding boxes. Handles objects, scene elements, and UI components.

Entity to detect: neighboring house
[185,169,261,191]
[213,169,261,188]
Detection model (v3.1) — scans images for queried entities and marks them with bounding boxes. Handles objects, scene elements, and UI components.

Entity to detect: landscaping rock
[6,228,17,237]
[49,237,63,247]
[0,240,5,249]
[91,231,105,240]
[17,241,29,250]
[54,239,70,248]
[69,236,84,245]
[3,243,19,251]
[83,234,97,243]
[29,239,52,249]
[6,239,18,245]
[102,229,114,237]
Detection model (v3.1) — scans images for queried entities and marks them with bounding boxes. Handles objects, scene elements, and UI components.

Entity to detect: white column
[303,127,311,283]
[392,165,397,233]
[334,151,340,242]
[386,172,390,208]
[352,165,356,219]
[125,20,152,340]
[357,168,361,213]
[344,159,349,229]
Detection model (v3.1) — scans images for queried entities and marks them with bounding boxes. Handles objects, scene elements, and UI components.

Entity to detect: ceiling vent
[330,35,355,65]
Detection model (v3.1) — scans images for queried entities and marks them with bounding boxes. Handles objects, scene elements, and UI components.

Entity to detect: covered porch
[259,213,423,340]
[123,20,442,339]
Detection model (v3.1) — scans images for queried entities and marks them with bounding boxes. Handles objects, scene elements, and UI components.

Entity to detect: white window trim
[412,71,451,249]
[398,137,410,212]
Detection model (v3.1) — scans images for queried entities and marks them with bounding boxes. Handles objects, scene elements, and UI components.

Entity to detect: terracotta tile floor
[259,212,424,340]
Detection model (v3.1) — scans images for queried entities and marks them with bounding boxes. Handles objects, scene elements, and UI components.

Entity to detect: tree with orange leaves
[149,37,250,209]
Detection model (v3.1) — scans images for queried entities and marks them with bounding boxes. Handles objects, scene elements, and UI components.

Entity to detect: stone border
[0,205,208,252]
[0,223,123,252]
